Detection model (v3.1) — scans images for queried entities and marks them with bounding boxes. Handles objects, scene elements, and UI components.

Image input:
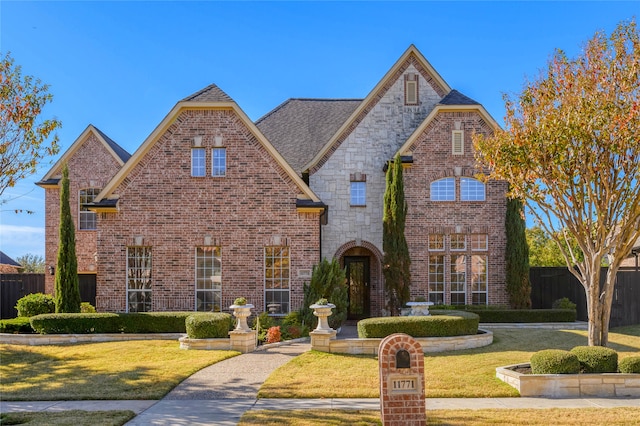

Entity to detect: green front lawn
[0,340,238,400]
[258,325,640,398]
[0,410,135,426]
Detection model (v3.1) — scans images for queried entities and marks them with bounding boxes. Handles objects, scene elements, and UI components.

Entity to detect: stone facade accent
[96,108,320,313]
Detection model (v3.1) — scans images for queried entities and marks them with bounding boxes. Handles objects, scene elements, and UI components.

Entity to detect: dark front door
[344,256,370,319]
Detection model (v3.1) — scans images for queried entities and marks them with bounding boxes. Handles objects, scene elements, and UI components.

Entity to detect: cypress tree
[505,196,531,308]
[54,164,81,313]
[382,155,411,315]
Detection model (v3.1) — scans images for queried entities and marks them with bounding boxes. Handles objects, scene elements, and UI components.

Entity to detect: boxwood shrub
[530,349,580,374]
[570,346,618,373]
[15,293,55,317]
[618,356,640,374]
[29,312,193,334]
[185,313,233,339]
[357,310,479,338]
[0,317,34,334]
[464,308,576,323]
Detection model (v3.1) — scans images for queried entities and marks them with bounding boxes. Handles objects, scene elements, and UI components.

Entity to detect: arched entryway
[335,241,383,320]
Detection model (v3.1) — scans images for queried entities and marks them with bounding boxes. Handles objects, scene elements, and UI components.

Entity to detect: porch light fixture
[47,265,55,275]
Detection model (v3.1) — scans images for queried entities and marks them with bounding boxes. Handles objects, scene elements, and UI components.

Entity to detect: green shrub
[185,313,233,339]
[29,312,194,334]
[357,310,479,338]
[0,317,34,333]
[80,302,97,313]
[299,258,348,330]
[570,346,618,373]
[15,293,55,317]
[530,349,580,374]
[233,297,247,306]
[552,298,577,310]
[618,356,640,374]
[465,308,576,323]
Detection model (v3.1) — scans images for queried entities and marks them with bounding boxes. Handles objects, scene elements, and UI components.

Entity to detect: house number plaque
[388,375,419,394]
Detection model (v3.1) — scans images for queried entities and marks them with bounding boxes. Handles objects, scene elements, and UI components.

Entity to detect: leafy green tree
[54,164,81,313]
[299,258,347,329]
[15,253,45,273]
[505,197,531,308]
[474,20,640,346]
[526,226,594,267]
[382,155,411,316]
[0,52,61,198]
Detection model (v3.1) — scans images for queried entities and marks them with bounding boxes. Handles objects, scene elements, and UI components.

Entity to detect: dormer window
[404,74,418,105]
[452,130,464,155]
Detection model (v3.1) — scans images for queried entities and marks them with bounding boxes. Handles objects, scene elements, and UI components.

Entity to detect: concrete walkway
[2,324,640,425]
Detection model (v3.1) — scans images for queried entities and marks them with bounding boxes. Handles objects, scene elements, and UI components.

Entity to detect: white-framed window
[350,181,366,206]
[471,255,488,305]
[265,246,290,315]
[191,148,205,177]
[470,234,488,251]
[79,188,100,230]
[450,255,466,305]
[430,178,455,201]
[428,255,445,305]
[212,148,226,177]
[428,234,444,251]
[461,178,485,201]
[452,130,464,155]
[195,247,222,312]
[450,234,466,251]
[127,246,152,312]
[405,75,418,105]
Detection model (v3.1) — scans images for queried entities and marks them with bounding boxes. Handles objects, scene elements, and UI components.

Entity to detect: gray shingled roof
[256,98,362,173]
[439,89,479,106]
[0,251,21,267]
[182,84,234,103]
[93,127,131,163]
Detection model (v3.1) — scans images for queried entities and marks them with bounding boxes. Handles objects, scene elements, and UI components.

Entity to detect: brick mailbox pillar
[379,333,426,426]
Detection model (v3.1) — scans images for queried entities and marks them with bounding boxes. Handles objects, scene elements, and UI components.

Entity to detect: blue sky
[0,1,638,261]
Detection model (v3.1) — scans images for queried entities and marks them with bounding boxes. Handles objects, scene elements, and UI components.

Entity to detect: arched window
[430,178,455,201]
[79,188,100,230]
[460,178,485,201]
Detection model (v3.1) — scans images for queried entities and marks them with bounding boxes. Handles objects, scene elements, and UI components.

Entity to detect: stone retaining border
[497,363,640,397]
[0,333,183,346]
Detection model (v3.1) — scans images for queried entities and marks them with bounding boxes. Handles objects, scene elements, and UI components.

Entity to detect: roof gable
[303,45,452,174]
[95,85,321,205]
[38,125,130,185]
[256,98,362,173]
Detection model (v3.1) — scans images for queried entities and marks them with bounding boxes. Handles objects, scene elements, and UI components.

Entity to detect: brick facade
[95,108,320,312]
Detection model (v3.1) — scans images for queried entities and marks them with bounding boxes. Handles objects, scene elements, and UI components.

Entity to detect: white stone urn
[230,303,254,332]
[310,302,336,333]
[406,301,434,316]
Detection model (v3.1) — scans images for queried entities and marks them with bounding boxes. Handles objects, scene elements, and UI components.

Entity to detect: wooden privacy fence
[530,267,640,328]
[1,274,96,319]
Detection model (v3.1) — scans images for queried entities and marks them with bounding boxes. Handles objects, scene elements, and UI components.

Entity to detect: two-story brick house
[39,45,507,316]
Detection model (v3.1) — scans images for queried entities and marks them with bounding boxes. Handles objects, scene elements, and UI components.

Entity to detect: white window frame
[450,254,467,305]
[212,148,226,177]
[428,234,445,251]
[79,188,100,230]
[471,255,488,305]
[264,246,290,315]
[452,130,464,155]
[191,148,206,177]
[450,234,466,251]
[428,255,445,305]
[195,246,222,312]
[127,246,152,312]
[470,234,488,251]
[461,178,486,201]
[430,178,455,201]
[350,181,366,206]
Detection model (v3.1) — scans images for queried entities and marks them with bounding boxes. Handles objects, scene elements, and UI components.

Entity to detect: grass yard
[239,408,640,425]
[0,410,135,426]
[258,325,640,398]
[0,340,238,401]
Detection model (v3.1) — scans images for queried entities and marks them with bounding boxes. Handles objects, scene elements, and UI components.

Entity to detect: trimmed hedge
[570,346,618,373]
[464,308,576,323]
[15,293,55,317]
[0,317,34,334]
[29,312,193,334]
[530,349,580,374]
[619,356,640,374]
[357,310,479,338]
[185,313,233,339]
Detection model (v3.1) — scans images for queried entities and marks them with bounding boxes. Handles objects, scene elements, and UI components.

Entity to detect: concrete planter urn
[230,303,254,332]
[406,301,434,316]
[310,302,336,333]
